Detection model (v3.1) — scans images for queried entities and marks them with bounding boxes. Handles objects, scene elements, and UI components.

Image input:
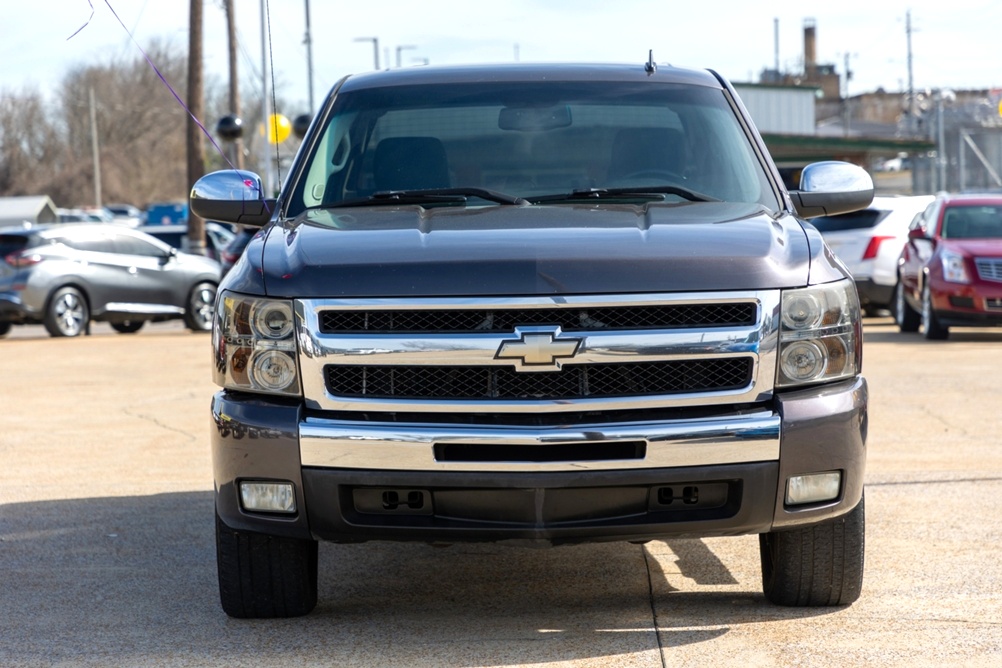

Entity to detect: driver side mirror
[789,161,874,219]
[907,227,927,241]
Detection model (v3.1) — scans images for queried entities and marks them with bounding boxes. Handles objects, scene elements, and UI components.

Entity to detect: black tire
[0,321,11,338]
[44,287,89,337]
[759,495,865,607]
[921,284,949,340]
[183,282,217,332]
[215,512,318,618]
[110,320,145,334]
[894,280,920,333]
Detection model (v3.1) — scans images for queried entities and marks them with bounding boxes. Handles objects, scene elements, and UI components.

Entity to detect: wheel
[894,280,920,332]
[0,321,11,338]
[921,284,949,340]
[215,512,318,618]
[110,320,145,334]
[183,282,217,332]
[759,495,865,606]
[44,287,89,337]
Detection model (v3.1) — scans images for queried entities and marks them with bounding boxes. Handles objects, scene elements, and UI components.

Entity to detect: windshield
[941,204,1002,239]
[287,80,779,216]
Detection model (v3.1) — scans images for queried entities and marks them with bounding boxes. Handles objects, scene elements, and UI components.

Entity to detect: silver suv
[0,223,220,337]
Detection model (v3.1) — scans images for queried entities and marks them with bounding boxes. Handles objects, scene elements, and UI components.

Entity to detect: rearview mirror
[498,105,572,131]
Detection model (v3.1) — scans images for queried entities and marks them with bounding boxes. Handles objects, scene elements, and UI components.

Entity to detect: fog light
[786,472,841,506]
[240,481,296,513]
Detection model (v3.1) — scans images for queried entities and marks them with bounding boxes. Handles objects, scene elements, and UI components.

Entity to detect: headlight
[940,250,970,284]
[212,292,301,396]
[777,280,861,388]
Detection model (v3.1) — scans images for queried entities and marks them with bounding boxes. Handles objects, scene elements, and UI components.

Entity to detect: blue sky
[6,0,1002,116]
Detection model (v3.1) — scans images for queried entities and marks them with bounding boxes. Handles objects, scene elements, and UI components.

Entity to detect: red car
[895,193,1002,339]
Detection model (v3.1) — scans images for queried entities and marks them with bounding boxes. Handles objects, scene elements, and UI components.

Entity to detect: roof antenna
[645,50,657,74]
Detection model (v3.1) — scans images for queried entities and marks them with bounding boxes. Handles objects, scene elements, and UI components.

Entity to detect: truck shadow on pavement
[1,492,835,666]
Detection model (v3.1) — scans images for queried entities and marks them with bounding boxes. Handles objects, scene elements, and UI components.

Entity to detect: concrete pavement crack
[642,545,669,668]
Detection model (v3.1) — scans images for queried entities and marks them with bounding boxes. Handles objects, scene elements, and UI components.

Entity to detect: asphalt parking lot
[1,317,1001,667]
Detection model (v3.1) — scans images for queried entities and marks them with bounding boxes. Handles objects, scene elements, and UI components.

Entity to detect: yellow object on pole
[266,113,292,144]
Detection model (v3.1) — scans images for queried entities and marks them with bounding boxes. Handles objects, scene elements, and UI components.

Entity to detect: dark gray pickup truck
[191,62,873,618]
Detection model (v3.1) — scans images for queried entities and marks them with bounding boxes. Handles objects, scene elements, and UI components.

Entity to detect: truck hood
[232,202,822,298]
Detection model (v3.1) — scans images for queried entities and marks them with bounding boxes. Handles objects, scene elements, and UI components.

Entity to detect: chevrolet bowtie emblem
[495,327,582,372]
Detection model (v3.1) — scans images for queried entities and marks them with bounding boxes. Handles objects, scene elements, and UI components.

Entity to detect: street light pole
[354,37,379,70]
[396,45,416,68]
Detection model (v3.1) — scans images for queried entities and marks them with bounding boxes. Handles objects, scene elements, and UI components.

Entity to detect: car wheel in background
[111,320,145,334]
[894,280,920,333]
[183,282,217,332]
[215,512,318,618]
[44,287,89,338]
[759,495,865,606]
[921,284,949,340]
[0,321,11,338]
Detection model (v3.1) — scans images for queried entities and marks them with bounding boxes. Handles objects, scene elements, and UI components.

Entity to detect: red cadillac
[895,193,1002,339]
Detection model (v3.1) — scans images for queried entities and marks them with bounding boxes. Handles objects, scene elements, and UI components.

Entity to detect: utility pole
[88,87,102,208]
[304,0,315,112]
[906,10,916,135]
[224,0,244,170]
[187,0,207,255]
[260,0,274,196]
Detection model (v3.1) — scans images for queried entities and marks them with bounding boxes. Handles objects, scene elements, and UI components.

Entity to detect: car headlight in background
[777,280,862,388]
[940,249,970,284]
[212,292,301,396]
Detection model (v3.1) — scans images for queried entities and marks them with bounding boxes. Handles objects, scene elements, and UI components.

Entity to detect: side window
[113,235,167,257]
[59,234,116,253]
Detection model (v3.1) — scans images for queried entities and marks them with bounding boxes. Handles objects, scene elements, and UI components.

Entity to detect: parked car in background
[895,193,1002,339]
[810,195,934,314]
[0,223,220,337]
[218,226,256,276]
[104,203,144,227]
[138,221,235,262]
[57,207,117,224]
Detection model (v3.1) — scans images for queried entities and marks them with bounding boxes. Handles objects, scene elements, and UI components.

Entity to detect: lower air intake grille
[325,358,753,400]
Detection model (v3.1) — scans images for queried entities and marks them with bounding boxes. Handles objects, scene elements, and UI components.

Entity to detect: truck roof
[336,62,726,94]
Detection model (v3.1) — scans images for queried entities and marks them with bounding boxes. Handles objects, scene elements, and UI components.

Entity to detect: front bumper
[211,377,867,544]
[929,279,1002,327]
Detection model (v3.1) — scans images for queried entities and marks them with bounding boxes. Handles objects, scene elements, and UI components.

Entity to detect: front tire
[44,287,89,337]
[0,321,11,338]
[183,282,217,332]
[215,512,319,618]
[759,495,865,606]
[921,284,949,340]
[894,280,920,332]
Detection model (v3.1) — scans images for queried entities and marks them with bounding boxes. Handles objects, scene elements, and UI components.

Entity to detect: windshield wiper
[529,186,719,204]
[329,187,528,208]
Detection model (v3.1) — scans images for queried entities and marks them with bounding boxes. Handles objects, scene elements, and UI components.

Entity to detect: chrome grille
[976,258,1002,283]
[319,303,757,333]
[325,358,754,400]
[296,291,781,413]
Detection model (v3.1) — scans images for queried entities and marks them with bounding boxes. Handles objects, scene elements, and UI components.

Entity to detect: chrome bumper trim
[299,411,781,472]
